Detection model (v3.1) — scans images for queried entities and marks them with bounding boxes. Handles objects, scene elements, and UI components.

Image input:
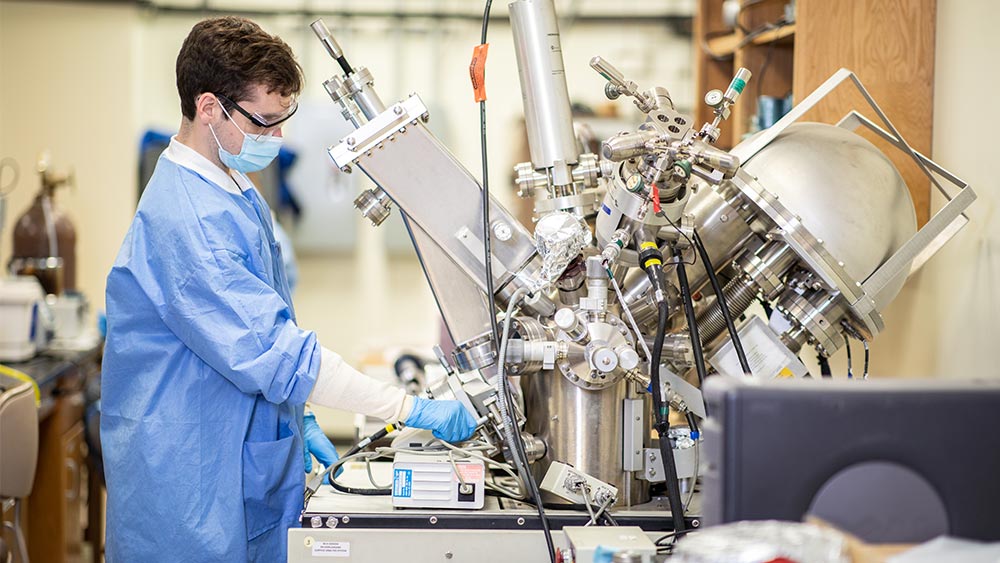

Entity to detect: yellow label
[640,241,658,250]
[777,367,795,379]
[644,258,662,267]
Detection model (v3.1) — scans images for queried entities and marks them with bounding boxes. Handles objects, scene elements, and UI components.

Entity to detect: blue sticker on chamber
[602,204,612,215]
[393,469,413,498]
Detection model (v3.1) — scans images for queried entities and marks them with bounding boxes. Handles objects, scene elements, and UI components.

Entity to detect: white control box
[391,451,485,510]
[540,461,618,506]
[564,526,657,563]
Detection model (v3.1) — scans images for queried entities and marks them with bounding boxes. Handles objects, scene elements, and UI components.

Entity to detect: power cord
[476,2,555,560]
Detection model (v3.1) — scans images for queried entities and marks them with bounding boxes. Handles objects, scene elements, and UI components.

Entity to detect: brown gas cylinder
[9,156,76,295]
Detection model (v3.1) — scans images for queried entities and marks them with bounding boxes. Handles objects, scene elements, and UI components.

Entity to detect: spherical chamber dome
[736,122,917,311]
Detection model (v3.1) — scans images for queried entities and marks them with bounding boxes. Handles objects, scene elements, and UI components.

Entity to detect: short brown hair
[176,16,303,120]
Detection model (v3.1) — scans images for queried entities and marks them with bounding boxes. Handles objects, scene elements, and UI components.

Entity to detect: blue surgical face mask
[209,105,283,173]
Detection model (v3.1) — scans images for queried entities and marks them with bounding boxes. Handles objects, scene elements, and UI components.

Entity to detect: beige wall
[0,1,139,319]
[818,0,999,379]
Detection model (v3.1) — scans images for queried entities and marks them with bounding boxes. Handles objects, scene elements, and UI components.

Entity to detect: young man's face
[210,82,296,156]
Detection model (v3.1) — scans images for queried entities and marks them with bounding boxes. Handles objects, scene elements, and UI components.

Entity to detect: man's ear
[194,93,220,125]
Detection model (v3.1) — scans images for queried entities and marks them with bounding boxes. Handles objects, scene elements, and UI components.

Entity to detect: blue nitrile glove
[304,412,340,483]
[403,397,479,442]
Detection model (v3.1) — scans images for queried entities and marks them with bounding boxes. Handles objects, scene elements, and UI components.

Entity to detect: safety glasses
[215,93,298,140]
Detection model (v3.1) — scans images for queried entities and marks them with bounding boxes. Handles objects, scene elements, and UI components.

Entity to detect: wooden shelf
[706,23,796,56]
[693,0,934,225]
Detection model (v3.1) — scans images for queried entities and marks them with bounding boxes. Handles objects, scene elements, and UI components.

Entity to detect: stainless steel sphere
[738,122,917,310]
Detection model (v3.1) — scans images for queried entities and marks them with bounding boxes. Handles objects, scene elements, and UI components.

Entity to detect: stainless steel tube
[510,0,580,186]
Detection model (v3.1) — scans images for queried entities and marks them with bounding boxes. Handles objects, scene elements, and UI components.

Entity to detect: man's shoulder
[120,160,261,276]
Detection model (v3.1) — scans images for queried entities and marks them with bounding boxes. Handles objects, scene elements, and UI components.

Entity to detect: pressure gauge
[625,174,644,194]
[705,89,724,108]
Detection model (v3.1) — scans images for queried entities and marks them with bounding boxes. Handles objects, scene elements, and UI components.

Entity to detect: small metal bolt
[393,105,404,115]
[310,516,322,528]
[304,537,314,547]
[692,519,702,528]
[429,516,438,525]
[326,516,338,528]
[445,552,454,560]
[346,137,356,146]
[517,517,526,526]
[399,126,407,134]
[340,165,352,174]
[649,468,657,476]
[720,214,728,222]
[635,416,641,421]
[551,415,559,422]
[342,516,351,524]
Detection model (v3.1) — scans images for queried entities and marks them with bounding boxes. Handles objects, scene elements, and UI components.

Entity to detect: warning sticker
[312,541,350,558]
[393,468,413,498]
[456,463,484,483]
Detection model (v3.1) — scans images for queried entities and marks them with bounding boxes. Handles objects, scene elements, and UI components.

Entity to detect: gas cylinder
[9,154,76,295]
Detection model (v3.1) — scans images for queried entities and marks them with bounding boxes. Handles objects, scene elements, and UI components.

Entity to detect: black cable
[637,241,687,534]
[862,340,870,380]
[654,209,696,265]
[693,230,751,376]
[674,248,709,387]
[685,412,700,438]
[306,423,400,501]
[479,0,500,366]
[652,301,688,533]
[818,354,832,377]
[329,476,390,496]
[844,338,853,379]
[759,297,773,318]
[476,2,555,560]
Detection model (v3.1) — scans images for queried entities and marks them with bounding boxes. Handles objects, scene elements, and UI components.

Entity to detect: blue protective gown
[102,139,318,562]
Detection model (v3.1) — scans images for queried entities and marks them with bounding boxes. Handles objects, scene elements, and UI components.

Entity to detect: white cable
[610,272,654,362]
[685,441,699,510]
[580,486,598,526]
[495,288,534,495]
[591,496,615,526]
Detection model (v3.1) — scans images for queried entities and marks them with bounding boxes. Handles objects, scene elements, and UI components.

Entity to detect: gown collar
[164,136,255,196]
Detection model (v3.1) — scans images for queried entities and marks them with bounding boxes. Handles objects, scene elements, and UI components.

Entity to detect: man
[101,16,477,562]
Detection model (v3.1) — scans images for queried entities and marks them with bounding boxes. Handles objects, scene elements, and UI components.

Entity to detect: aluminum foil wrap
[671,521,849,563]
[534,211,592,287]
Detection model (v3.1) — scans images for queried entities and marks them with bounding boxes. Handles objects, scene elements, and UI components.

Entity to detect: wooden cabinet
[27,389,88,563]
[693,0,935,224]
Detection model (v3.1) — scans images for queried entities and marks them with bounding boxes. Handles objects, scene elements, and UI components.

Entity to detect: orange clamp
[470,43,489,103]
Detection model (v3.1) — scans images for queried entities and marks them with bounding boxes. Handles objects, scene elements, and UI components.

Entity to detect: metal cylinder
[602,129,659,162]
[677,179,756,289]
[510,0,580,185]
[310,19,344,59]
[521,374,649,507]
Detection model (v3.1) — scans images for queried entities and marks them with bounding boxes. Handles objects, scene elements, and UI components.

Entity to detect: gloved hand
[403,397,479,443]
[304,412,340,483]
